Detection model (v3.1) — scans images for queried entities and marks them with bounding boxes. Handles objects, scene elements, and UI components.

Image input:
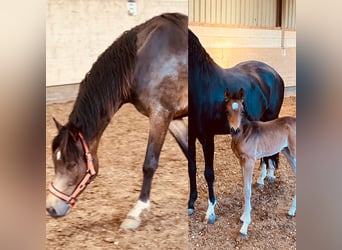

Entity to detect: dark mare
[46,13,188,230]
[188,29,284,223]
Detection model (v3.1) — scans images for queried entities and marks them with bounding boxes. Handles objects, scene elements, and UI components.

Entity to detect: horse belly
[255,136,288,159]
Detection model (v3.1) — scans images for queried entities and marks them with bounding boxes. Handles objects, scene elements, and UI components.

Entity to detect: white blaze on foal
[232,102,239,110]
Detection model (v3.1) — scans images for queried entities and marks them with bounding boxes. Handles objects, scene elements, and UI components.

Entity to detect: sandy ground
[46,96,295,249]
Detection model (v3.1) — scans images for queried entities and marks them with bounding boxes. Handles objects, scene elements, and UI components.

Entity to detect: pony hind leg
[120,110,172,230]
[257,159,267,186]
[265,154,279,183]
[256,156,277,186]
[168,119,188,159]
[282,147,296,217]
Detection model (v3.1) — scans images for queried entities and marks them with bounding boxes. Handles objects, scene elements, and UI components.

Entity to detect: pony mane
[69,29,138,139]
[189,29,216,75]
[52,124,81,163]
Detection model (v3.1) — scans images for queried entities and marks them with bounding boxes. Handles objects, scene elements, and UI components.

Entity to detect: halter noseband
[48,132,96,207]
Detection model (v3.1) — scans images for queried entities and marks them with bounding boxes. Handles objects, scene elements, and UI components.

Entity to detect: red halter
[48,132,96,207]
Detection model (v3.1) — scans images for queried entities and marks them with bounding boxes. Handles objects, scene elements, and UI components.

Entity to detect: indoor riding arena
[46,0,296,249]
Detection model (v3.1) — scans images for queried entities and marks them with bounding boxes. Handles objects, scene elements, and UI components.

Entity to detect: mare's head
[46,118,98,218]
[224,88,245,136]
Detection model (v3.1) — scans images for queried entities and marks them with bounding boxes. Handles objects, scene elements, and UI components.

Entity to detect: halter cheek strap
[48,132,96,207]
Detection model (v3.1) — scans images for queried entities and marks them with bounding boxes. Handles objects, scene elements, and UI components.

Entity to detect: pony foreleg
[202,136,216,224]
[188,133,197,215]
[240,160,254,237]
[120,200,150,230]
[120,111,171,230]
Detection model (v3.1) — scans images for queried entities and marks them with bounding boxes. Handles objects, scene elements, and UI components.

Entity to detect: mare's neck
[69,93,124,154]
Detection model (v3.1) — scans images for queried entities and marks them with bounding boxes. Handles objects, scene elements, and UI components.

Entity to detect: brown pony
[46,13,188,230]
[224,88,296,237]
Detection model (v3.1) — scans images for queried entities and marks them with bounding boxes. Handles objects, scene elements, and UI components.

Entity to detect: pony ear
[239,88,245,100]
[53,117,63,131]
[224,89,230,102]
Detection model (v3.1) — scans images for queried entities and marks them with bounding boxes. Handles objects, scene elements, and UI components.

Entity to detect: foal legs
[120,111,172,229]
[257,158,276,186]
[257,159,267,186]
[240,158,255,236]
[266,158,276,183]
[282,147,296,217]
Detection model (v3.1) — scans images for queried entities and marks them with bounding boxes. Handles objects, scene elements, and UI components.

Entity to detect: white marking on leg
[257,161,267,186]
[288,156,296,216]
[120,200,150,230]
[205,199,216,222]
[127,200,150,219]
[240,164,253,236]
[288,194,296,216]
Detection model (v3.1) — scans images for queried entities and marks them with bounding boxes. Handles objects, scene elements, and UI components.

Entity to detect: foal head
[46,118,98,218]
[224,88,245,136]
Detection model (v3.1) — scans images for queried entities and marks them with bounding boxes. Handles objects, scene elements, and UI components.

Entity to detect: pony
[46,13,188,230]
[224,88,296,236]
[188,29,284,223]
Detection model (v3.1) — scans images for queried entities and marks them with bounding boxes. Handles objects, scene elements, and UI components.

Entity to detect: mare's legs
[188,131,197,215]
[199,135,216,224]
[240,158,255,236]
[120,110,172,229]
[282,147,296,217]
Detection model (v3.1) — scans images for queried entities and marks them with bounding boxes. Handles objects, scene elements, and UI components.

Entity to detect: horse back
[232,61,284,121]
[130,13,188,118]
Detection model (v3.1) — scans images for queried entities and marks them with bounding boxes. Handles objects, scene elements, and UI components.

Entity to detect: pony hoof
[267,176,276,183]
[206,214,216,224]
[239,232,248,239]
[120,216,141,230]
[287,212,295,219]
[257,183,264,189]
[188,208,195,216]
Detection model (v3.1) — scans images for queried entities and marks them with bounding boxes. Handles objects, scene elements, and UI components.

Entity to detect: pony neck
[240,110,252,134]
[67,29,137,152]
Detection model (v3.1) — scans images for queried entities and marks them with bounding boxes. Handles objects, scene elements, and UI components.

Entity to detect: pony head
[46,118,98,218]
[224,88,245,136]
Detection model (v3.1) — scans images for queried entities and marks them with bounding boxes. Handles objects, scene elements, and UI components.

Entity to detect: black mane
[68,29,138,140]
[188,29,217,75]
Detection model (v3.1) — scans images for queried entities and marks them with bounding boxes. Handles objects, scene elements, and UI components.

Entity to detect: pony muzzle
[230,127,241,135]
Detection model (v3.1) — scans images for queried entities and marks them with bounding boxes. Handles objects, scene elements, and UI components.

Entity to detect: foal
[224,88,296,237]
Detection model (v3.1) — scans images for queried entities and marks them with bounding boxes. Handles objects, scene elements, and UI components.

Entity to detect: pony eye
[67,162,77,170]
